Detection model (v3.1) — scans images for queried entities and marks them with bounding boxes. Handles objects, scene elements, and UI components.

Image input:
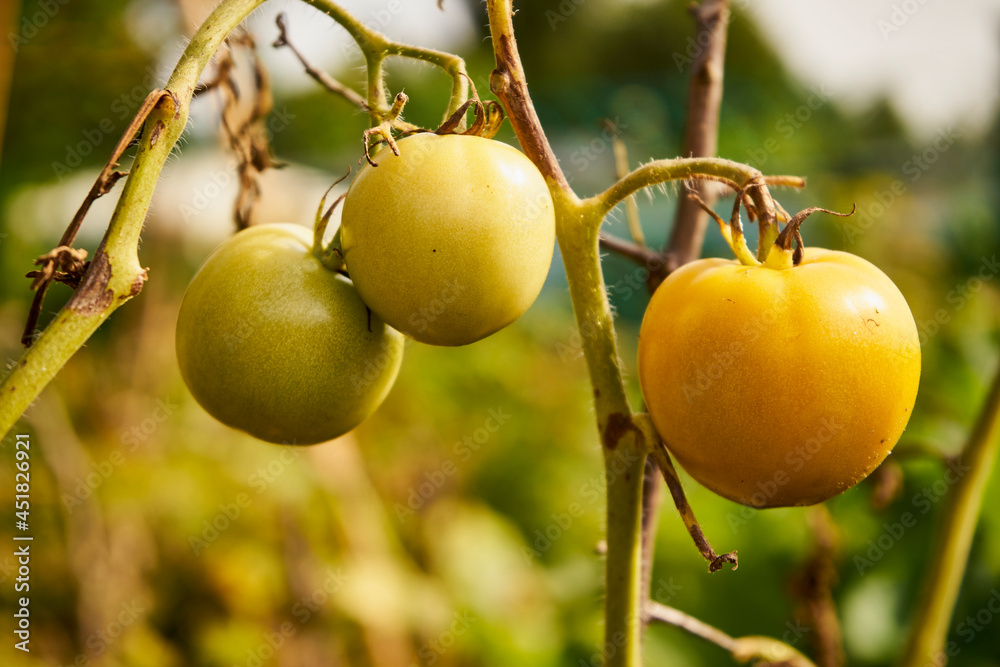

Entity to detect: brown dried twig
[790,506,844,667]
[218,32,281,229]
[272,13,369,110]
[637,416,737,573]
[21,89,173,347]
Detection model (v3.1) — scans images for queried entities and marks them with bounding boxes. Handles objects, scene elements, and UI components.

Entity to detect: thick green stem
[486,3,642,663]
[0,0,266,438]
[305,0,468,121]
[556,194,646,667]
[484,5,784,665]
[900,363,1000,667]
[603,437,648,666]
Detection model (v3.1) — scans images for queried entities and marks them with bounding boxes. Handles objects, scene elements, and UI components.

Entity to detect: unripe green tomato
[340,133,556,346]
[176,223,404,445]
[638,248,921,508]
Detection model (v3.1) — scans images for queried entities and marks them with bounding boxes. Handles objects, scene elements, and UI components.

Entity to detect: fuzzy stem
[0,0,267,439]
[899,362,1000,667]
[305,0,468,121]
[595,158,771,221]
[486,3,642,664]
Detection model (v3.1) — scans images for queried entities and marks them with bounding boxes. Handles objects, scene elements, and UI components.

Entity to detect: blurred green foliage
[1,0,999,666]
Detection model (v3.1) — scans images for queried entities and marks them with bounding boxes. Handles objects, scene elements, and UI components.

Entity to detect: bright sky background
[743,0,1000,140]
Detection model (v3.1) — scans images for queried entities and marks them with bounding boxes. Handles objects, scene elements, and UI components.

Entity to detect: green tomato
[340,133,556,346]
[176,223,404,445]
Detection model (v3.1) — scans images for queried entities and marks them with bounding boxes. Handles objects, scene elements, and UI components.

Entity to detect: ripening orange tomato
[638,247,920,508]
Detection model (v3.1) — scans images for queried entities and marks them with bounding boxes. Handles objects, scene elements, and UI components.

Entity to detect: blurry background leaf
[1,1,999,666]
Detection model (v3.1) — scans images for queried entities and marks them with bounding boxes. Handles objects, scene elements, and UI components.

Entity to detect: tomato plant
[340,133,556,346]
[639,217,921,507]
[176,223,404,444]
[3,2,998,667]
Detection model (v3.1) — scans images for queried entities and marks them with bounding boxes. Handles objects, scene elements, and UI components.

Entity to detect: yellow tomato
[340,133,556,346]
[637,248,920,508]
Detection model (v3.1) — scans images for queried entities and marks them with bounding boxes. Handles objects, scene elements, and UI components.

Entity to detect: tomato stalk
[0,0,269,438]
[487,3,783,665]
[304,0,470,126]
[900,362,1000,667]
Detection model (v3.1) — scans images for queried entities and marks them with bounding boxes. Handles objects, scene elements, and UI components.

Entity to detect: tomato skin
[637,248,920,508]
[176,224,403,445]
[340,133,556,346]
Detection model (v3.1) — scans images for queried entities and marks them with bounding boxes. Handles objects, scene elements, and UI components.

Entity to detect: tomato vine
[1,2,997,667]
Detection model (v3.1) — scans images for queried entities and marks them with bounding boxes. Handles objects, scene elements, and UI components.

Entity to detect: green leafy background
[1,1,999,666]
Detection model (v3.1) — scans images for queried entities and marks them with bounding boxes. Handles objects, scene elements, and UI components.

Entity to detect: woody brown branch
[659,0,731,287]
